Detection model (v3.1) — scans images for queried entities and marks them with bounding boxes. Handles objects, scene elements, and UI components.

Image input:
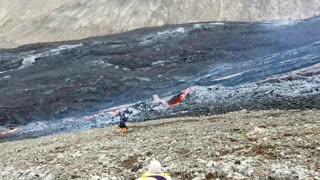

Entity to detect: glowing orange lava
[82,116,92,121]
[153,95,169,106]
[108,111,119,116]
[80,87,193,121]
[168,87,193,107]
[0,128,18,135]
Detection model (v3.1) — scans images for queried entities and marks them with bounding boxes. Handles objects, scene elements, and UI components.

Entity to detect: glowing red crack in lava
[0,128,19,135]
[81,87,193,120]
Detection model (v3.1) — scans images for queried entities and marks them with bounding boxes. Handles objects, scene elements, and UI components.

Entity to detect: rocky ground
[1,76,320,143]
[1,17,320,128]
[1,110,319,180]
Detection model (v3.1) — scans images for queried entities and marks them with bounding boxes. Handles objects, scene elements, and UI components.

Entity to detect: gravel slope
[1,110,319,179]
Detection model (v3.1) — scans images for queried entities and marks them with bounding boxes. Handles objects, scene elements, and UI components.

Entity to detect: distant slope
[1,16,320,128]
[1,0,320,48]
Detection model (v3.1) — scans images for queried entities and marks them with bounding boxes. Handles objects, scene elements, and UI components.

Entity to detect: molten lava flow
[168,87,193,107]
[108,110,119,116]
[80,88,193,121]
[0,128,18,135]
[153,95,169,106]
[82,116,92,121]
[153,87,193,107]
[82,112,107,121]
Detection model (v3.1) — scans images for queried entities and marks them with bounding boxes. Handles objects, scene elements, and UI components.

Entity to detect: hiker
[137,160,172,180]
[119,113,128,134]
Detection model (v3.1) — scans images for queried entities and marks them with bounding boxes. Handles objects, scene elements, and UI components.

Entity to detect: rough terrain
[0,110,319,179]
[1,2,320,179]
[1,0,320,48]
[1,17,320,142]
[1,17,320,129]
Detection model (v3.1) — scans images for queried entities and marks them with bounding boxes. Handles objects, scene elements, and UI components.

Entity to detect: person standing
[119,113,128,134]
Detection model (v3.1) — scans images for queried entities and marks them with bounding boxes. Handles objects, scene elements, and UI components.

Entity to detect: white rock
[197,158,207,164]
[5,166,15,172]
[206,161,214,167]
[170,140,177,144]
[44,173,55,180]
[90,176,101,180]
[57,153,65,159]
[251,127,264,135]
[164,156,172,162]
[101,178,111,180]
[240,109,248,113]
[72,151,82,158]
[98,155,109,164]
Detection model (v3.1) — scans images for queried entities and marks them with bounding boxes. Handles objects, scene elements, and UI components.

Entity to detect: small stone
[57,153,65,159]
[206,172,216,179]
[268,176,276,180]
[304,177,314,180]
[164,156,172,162]
[276,141,282,145]
[240,109,248,113]
[206,160,214,167]
[252,127,264,134]
[101,178,110,180]
[197,158,207,164]
[90,176,100,180]
[98,155,108,164]
[5,167,15,172]
[192,177,201,180]
[235,160,241,165]
[71,174,80,179]
[316,147,320,151]
[170,140,177,144]
[44,173,55,180]
[131,163,143,172]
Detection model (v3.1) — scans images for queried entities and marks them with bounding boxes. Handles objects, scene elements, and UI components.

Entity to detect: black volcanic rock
[1,17,320,128]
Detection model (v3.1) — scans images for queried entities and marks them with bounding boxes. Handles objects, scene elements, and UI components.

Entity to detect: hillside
[0,110,319,179]
[1,16,320,141]
[1,0,320,48]
[1,1,320,179]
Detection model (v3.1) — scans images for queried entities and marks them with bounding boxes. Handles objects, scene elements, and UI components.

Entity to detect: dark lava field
[1,17,320,142]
